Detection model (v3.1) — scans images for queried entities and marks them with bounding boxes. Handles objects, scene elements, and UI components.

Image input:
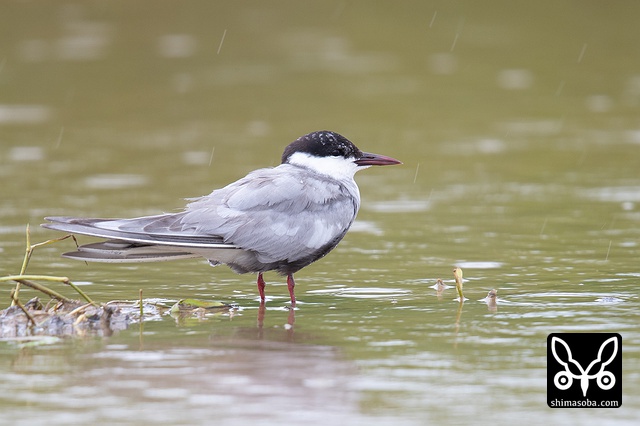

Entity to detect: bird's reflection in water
[256,302,295,340]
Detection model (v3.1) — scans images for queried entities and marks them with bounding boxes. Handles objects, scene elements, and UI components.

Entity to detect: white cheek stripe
[287,152,362,179]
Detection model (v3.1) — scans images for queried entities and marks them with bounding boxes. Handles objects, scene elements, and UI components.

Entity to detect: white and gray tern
[43,130,401,306]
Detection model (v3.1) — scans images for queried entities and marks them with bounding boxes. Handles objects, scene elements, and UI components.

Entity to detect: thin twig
[20,228,78,275]
[453,267,465,301]
[10,289,37,327]
[68,303,94,316]
[64,280,97,306]
[19,224,32,276]
[3,274,70,283]
[7,278,72,303]
[139,289,144,319]
[3,274,97,305]
[13,224,79,304]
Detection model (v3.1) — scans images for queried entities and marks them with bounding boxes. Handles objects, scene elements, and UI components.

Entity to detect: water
[1,1,639,424]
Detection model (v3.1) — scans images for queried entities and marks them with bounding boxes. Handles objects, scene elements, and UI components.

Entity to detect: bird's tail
[60,240,201,263]
[42,215,244,268]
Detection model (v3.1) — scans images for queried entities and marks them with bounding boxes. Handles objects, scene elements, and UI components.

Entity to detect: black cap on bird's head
[281,130,402,167]
[281,131,361,163]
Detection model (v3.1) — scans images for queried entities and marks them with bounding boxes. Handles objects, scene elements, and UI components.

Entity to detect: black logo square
[547,333,622,408]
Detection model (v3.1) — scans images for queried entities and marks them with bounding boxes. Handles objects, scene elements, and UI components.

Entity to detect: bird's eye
[331,148,345,157]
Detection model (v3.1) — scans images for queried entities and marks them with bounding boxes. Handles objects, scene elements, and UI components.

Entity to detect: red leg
[257,273,266,302]
[287,274,296,307]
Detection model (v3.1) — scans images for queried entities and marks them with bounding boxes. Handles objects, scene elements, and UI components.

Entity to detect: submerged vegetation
[0,226,233,339]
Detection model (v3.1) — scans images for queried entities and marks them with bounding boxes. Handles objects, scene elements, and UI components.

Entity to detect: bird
[42,130,401,306]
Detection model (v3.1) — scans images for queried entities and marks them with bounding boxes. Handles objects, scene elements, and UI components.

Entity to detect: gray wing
[42,214,233,248]
[42,213,237,263]
[43,164,359,268]
[181,164,361,264]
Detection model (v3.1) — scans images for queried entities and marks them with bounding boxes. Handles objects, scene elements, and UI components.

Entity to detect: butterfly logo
[551,335,618,397]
